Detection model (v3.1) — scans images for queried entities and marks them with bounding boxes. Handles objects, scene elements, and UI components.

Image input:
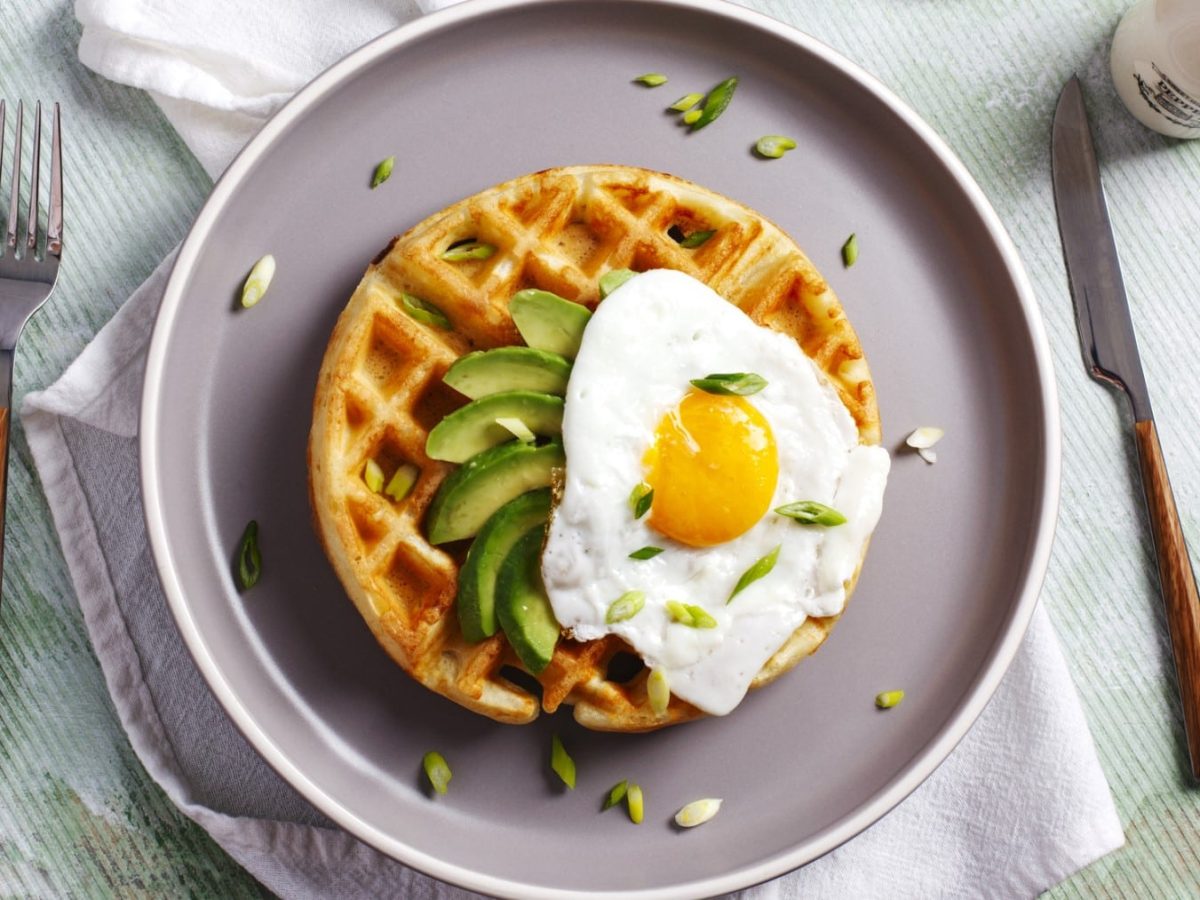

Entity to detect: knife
[1051,75,1200,779]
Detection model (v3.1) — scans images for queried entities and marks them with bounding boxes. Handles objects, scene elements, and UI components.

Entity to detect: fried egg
[541,269,890,716]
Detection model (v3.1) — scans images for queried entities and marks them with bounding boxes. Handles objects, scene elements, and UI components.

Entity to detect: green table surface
[2,0,1199,896]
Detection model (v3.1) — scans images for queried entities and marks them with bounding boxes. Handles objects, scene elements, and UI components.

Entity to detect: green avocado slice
[456,489,552,643]
[495,525,560,674]
[426,391,564,463]
[425,440,565,544]
[442,346,572,399]
[509,289,592,359]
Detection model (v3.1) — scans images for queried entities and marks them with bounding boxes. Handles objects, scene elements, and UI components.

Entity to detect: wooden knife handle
[1135,418,1200,777]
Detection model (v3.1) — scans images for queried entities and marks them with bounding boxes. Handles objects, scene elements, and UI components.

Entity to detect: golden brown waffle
[309,165,881,731]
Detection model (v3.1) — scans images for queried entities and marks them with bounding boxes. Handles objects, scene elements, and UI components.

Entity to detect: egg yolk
[643,390,778,547]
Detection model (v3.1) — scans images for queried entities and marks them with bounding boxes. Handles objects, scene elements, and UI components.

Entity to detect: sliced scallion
[678,229,714,248]
[774,500,847,526]
[690,76,738,130]
[634,73,668,87]
[629,482,654,519]
[682,108,702,125]
[496,416,536,443]
[675,797,722,827]
[606,590,646,624]
[629,546,664,560]
[842,233,859,268]
[236,520,261,590]
[876,690,905,709]
[627,783,645,824]
[689,372,767,396]
[604,780,629,810]
[550,734,576,789]
[371,155,395,189]
[754,135,797,159]
[728,545,780,603]
[240,254,276,309]
[385,463,419,501]
[647,668,670,716]
[905,426,944,450]
[423,751,452,795]
[400,292,452,330]
[668,92,704,112]
[362,459,384,493]
[440,240,496,262]
[665,600,717,629]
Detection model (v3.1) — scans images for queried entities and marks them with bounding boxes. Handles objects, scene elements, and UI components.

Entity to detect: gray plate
[140,0,1060,896]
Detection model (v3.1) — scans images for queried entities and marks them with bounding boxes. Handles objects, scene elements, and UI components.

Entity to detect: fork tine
[47,103,62,258]
[5,101,20,253]
[25,101,41,254]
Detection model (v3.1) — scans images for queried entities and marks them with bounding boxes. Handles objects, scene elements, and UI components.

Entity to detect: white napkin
[26,1,1124,897]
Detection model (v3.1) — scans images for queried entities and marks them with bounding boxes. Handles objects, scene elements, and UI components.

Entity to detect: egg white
[541,269,889,715]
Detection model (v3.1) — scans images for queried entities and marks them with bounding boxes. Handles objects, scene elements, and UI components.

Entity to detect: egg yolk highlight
[643,391,778,547]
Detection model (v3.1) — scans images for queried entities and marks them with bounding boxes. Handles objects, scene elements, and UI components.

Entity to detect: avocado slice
[456,488,552,642]
[509,289,592,359]
[443,347,572,399]
[426,439,565,544]
[426,391,564,463]
[495,525,560,674]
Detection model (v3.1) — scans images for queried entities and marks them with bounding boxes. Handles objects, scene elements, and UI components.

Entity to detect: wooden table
[1,0,1198,895]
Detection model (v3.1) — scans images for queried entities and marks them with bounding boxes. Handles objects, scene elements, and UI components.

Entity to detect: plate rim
[139,0,1063,896]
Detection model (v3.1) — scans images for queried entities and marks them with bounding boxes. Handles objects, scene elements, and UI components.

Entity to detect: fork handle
[0,349,10,610]
[1135,418,1200,778]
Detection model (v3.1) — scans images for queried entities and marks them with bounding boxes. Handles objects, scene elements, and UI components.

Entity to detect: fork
[0,100,63,609]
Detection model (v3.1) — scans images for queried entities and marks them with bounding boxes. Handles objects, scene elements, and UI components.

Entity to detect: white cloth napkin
[24,1,1125,897]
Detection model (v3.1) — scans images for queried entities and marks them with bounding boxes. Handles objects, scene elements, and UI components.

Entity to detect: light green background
[1,0,1199,896]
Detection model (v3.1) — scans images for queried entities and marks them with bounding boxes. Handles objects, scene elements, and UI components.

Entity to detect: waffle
[308,165,881,731]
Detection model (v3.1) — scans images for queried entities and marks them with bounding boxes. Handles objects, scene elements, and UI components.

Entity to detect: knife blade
[1051,76,1152,420]
[1052,75,1200,779]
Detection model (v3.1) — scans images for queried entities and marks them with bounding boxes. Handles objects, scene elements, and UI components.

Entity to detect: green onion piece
[754,135,797,159]
[774,500,847,526]
[679,229,715,248]
[728,545,781,603]
[550,734,576,789]
[668,92,704,112]
[876,689,905,709]
[689,372,767,396]
[599,268,637,298]
[629,482,654,519]
[371,155,395,188]
[647,668,670,716]
[675,797,722,827]
[666,601,717,629]
[240,254,276,308]
[422,751,452,795]
[842,233,858,267]
[362,459,384,493]
[627,783,645,824]
[441,240,496,262]
[400,292,453,330]
[236,520,261,590]
[496,416,536,443]
[606,590,646,624]
[604,779,629,810]
[629,546,664,560]
[691,76,738,131]
[634,73,668,87]
[385,463,419,501]
[665,600,694,626]
[682,108,702,125]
